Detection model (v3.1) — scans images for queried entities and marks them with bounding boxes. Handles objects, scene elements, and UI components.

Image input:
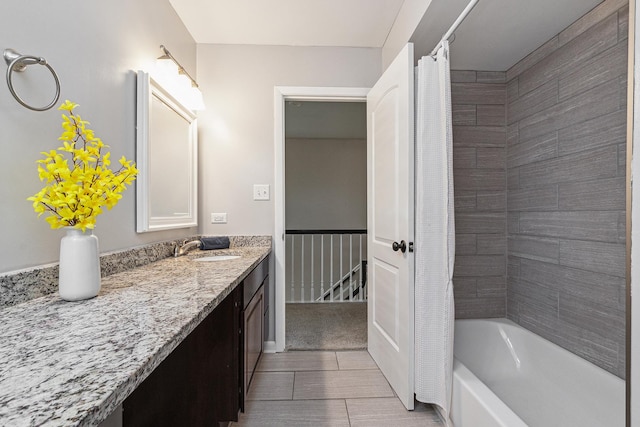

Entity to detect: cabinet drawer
[244,255,269,307]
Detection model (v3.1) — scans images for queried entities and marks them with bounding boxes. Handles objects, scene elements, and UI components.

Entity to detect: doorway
[284,100,367,350]
[274,87,370,352]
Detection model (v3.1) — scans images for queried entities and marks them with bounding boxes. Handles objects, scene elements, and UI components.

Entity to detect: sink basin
[193,255,241,262]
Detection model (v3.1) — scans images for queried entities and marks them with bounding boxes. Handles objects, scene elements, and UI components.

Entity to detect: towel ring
[3,48,60,111]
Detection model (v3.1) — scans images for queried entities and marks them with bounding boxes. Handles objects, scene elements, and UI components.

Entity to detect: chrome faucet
[174,239,202,257]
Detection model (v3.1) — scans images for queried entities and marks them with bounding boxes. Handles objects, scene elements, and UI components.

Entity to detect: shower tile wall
[451,71,507,319]
[505,0,628,378]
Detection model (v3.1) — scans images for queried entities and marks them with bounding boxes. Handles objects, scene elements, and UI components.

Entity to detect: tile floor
[232,351,444,426]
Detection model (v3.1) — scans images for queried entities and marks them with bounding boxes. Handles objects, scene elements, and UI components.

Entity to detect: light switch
[253,184,270,201]
[211,213,227,224]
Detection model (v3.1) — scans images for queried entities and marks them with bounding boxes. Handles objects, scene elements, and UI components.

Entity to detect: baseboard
[263,340,277,353]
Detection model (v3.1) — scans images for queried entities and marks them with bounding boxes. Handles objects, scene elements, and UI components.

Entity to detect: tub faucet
[174,239,202,257]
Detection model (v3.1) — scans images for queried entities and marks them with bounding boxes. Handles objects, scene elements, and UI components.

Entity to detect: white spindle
[359,234,363,301]
[364,236,368,300]
[301,235,305,302]
[349,234,353,301]
[339,234,343,301]
[330,234,334,302]
[290,235,295,302]
[320,235,325,300]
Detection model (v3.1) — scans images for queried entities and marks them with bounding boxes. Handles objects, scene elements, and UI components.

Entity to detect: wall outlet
[253,184,270,201]
[211,213,227,224]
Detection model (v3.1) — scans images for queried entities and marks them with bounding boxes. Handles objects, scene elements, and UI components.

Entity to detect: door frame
[273,86,370,352]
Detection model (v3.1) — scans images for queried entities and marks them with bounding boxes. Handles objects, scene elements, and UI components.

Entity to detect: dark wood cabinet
[244,284,263,393]
[123,285,241,427]
[122,255,269,426]
[239,255,269,411]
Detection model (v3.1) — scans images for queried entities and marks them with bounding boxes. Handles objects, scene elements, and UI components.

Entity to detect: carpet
[285,302,367,351]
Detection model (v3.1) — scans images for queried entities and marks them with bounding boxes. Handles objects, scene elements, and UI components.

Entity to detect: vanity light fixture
[154,45,205,111]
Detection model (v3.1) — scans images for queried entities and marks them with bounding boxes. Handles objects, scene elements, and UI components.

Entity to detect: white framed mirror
[136,71,198,232]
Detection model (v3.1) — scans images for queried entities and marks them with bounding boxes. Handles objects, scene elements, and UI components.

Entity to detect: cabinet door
[244,285,264,394]
[203,284,241,423]
[123,285,241,426]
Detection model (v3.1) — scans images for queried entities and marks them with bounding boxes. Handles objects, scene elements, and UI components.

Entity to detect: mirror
[136,71,198,232]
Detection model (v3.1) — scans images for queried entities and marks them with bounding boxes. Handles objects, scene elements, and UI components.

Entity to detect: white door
[367,43,415,410]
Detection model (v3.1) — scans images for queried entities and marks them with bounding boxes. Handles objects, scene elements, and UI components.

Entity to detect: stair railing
[285,229,367,303]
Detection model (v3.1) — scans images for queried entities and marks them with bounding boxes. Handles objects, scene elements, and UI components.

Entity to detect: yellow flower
[59,140,75,152]
[29,101,137,232]
[59,100,78,112]
[74,148,95,164]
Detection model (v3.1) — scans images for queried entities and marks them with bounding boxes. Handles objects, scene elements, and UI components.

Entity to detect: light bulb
[155,58,178,78]
[189,87,206,111]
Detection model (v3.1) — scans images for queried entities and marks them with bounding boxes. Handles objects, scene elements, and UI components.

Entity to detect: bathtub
[451,319,625,427]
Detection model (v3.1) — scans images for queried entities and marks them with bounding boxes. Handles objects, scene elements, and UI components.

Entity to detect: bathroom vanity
[122,253,269,425]
[0,244,271,426]
[122,278,241,425]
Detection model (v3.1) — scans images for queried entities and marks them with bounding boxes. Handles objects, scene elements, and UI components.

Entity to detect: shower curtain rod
[429,0,479,56]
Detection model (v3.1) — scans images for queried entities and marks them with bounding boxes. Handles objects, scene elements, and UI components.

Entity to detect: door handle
[392,240,407,253]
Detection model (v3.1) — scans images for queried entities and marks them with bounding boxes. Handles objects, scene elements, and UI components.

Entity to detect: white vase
[58,227,101,301]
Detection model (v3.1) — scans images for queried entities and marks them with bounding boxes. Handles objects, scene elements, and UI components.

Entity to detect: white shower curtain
[414,40,456,424]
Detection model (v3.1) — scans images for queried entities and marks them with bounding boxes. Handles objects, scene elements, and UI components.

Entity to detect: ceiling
[285,101,366,139]
[412,0,604,70]
[168,0,405,47]
[170,0,605,71]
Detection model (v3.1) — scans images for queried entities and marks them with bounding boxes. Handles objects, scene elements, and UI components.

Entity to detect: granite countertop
[0,246,271,427]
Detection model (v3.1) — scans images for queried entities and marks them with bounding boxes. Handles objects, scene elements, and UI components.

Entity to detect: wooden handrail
[286,229,366,235]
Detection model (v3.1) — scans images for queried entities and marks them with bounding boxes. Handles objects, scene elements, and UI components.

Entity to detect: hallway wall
[505,0,628,378]
[285,138,367,302]
[285,138,366,231]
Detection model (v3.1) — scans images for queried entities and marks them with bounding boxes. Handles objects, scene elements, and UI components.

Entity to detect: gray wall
[505,0,628,378]
[196,44,380,341]
[286,138,366,230]
[285,137,367,302]
[451,71,507,318]
[0,1,197,273]
[196,44,381,237]
[450,0,628,378]
[631,0,640,418]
